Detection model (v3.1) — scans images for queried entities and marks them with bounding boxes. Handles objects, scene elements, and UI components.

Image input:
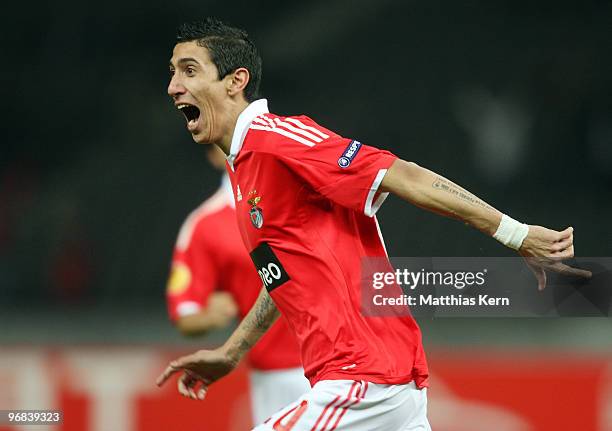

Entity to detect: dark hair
[176,18,262,103]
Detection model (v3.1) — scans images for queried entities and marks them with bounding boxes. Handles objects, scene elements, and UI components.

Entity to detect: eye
[185,66,196,76]
[169,68,175,76]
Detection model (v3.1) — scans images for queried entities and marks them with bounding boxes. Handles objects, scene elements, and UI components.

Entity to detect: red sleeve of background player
[277,115,397,216]
[165,216,218,322]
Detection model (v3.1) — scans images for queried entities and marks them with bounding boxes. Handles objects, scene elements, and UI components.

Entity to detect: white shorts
[250,367,311,425]
[252,379,430,431]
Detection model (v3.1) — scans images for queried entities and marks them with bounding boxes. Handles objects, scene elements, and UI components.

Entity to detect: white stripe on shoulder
[250,124,316,147]
[176,188,233,251]
[251,117,269,126]
[272,118,323,142]
[261,115,277,128]
[283,118,330,139]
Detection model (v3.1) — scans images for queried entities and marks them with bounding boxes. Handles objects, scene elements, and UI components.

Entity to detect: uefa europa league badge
[247,191,263,229]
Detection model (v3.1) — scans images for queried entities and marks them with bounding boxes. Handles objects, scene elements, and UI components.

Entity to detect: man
[166,145,309,425]
[158,18,590,430]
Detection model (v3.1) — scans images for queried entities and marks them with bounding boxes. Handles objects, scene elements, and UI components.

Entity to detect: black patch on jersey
[337,140,362,168]
[250,242,290,292]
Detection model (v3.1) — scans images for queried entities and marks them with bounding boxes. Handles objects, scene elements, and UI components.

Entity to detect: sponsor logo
[250,242,290,292]
[247,190,263,229]
[337,140,362,168]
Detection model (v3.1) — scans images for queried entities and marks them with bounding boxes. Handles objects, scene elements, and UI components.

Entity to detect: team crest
[247,191,264,229]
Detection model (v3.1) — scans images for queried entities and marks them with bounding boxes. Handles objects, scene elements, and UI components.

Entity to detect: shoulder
[244,113,341,157]
[175,189,233,252]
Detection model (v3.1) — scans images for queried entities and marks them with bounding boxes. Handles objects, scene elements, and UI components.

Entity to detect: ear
[227,67,250,97]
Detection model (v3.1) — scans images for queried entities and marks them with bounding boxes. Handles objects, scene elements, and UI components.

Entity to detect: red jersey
[166,176,302,370]
[226,99,429,388]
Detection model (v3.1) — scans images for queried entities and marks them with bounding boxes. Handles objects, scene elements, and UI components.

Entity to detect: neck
[217,98,250,155]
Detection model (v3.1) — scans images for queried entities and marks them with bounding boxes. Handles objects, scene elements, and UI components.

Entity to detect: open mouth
[177,104,201,130]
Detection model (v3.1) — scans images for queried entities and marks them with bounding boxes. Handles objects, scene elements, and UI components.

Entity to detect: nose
[167,74,185,99]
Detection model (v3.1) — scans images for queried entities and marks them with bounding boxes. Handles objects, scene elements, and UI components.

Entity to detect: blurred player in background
[165,145,309,425]
[158,18,590,430]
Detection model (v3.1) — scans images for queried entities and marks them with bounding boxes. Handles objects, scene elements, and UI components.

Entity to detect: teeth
[177,104,189,109]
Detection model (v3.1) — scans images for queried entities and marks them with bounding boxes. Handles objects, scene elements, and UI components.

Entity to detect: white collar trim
[227,99,269,170]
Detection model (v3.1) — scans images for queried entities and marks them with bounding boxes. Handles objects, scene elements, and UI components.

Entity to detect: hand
[156,347,237,400]
[207,291,239,328]
[519,225,592,290]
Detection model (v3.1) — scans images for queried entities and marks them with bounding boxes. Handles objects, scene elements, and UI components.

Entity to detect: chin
[191,132,208,145]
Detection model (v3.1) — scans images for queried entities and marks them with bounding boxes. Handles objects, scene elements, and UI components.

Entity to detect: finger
[182,372,205,400]
[536,267,547,291]
[551,245,574,258]
[177,373,191,397]
[525,259,547,291]
[184,369,208,385]
[548,262,592,279]
[197,386,208,400]
[179,373,200,399]
[156,361,182,387]
[186,378,199,400]
[172,353,197,369]
[185,369,213,388]
[558,226,573,239]
[556,231,573,244]
[156,353,198,387]
[551,236,573,253]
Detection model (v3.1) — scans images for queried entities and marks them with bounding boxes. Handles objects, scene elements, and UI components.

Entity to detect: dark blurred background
[1,0,611,346]
[1,1,612,430]
[3,0,611,312]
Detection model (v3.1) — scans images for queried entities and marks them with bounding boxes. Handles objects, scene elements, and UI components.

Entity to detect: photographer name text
[372,294,510,307]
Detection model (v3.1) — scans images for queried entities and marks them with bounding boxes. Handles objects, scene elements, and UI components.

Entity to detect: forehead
[169,41,213,67]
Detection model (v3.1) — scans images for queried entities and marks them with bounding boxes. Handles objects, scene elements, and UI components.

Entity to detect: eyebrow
[169,57,201,68]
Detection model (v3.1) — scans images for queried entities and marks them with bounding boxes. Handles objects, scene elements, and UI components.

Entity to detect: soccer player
[157,18,590,430]
[165,145,309,424]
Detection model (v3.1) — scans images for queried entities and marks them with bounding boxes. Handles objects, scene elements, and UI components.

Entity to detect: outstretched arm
[175,292,239,337]
[380,159,591,289]
[156,287,278,400]
[381,160,503,235]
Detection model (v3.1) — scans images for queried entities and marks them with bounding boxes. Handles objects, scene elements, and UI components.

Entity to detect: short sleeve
[166,220,218,322]
[279,117,397,216]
